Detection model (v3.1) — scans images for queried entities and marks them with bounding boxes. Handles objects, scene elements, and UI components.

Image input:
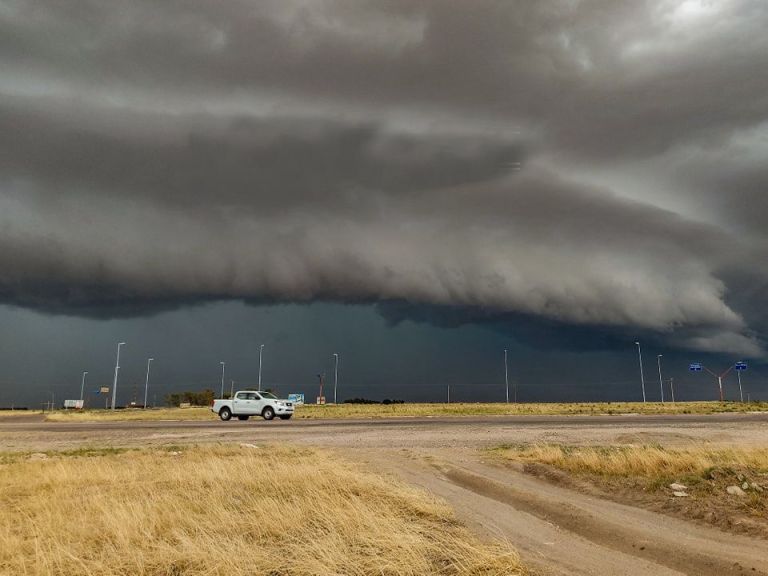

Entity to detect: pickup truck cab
[212,390,294,421]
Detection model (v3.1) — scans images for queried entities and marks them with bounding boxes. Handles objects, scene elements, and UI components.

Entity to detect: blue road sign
[689,363,703,371]
[735,362,748,371]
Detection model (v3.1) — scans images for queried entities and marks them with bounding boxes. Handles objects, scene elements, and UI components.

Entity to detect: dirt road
[3,413,767,575]
[361,448,768,576]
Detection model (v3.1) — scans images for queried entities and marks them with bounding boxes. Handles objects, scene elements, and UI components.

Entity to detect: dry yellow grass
[46,400,768,422]
[0,410,42,417]
[0,445,524,576]
[46,407,216,422]
[497,444,768,479]
[496,444,768,535]
[294,401,768,418]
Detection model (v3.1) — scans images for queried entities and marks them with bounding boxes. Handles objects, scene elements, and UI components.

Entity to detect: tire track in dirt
[442,465,764,576]
[363,449,768,576]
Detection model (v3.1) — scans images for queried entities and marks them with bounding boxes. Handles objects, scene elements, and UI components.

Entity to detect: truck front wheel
[262,407,275,421]
[219,407,232,421]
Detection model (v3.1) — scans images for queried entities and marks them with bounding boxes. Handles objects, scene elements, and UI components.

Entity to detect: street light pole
[669,377,675,403]
[634,341,646,403]
[143,358,154,409]
[111,342,125,410]
[80,371,88,402]
[220,362,226,399]
[333,353,339,405]
[258,344,264,390]
[504,349,509,403]
[657,355,664,403]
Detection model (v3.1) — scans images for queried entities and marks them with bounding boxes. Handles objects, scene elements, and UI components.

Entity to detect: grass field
[495,444,768,536]
[0,445,524,576]
[45,400,768,422]
[0,410,41,416]
[496,444,768,481]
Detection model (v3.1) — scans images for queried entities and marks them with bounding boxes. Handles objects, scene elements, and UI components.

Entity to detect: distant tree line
[344,398,405,405]
[165,389,214,407]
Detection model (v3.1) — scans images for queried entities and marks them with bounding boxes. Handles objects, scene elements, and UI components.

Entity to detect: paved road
[2,411,768,433]
[2,413,767,454]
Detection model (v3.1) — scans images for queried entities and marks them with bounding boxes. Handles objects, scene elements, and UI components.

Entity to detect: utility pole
[220,362,226,399]
[317,373,325,404]
[634,342,646,403]
[230,380,234,398]
[447,383,450,404]
[669,377,675,403]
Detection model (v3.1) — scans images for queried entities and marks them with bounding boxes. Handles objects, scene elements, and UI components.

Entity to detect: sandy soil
[2,413,767,575]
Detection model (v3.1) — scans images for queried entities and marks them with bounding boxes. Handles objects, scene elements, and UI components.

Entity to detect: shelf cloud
[2,0,767,355]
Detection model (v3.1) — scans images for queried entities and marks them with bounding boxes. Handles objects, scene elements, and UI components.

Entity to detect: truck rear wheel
[262,407,275,421]
[219,407,232,421]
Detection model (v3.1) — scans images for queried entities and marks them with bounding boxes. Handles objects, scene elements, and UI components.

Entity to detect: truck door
[252,392,265,414]
[233,392,257,415]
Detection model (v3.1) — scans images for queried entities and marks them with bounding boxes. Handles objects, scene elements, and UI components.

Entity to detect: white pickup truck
[212,390,294,421]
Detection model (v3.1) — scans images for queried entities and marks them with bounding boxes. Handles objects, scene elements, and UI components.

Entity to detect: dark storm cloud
[1,0,767,356]
[0,96,523,210]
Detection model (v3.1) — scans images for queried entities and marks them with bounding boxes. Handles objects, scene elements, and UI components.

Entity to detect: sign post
[734,362,748,403]
[689,361,746,402]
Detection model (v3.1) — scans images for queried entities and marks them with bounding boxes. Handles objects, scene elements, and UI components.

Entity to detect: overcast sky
[2,1,767,406]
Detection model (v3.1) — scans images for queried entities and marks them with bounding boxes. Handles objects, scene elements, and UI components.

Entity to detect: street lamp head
[220,361,225,366]
[118,341,126,346]
[149,358,154,361]
[634,341,640,346]
[658,354,662,358]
